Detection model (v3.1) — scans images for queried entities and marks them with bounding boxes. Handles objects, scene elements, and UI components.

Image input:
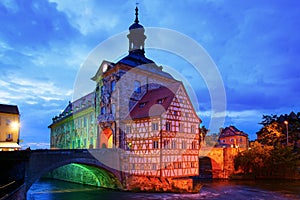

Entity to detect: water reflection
[28,178,300,200]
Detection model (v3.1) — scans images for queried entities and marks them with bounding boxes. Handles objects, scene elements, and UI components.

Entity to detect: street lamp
[284,120,288,145]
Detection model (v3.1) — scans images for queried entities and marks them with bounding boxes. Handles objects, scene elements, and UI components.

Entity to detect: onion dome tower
[127,6,146,53]
[117,6,155,67]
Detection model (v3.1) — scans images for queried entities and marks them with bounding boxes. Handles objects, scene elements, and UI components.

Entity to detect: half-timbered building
[49,6,202,188]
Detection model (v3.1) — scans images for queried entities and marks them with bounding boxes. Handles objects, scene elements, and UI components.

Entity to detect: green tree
[269,146,300,177]
[234,141,272,177]
[257,122,285,146]
[257,112,300,148]
[234,141,299,178]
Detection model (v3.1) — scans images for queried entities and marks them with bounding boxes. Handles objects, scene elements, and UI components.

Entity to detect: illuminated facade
[49,7,201,188]
[0,104,21,151]
[219,126,249,148]
[49,92,97,149]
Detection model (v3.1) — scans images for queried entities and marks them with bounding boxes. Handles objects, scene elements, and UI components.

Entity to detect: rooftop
[0,104,19,114]
[126,83,180,120]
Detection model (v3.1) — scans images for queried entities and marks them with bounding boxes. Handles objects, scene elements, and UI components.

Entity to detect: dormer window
[134,81,141,93]
[139,102,146,108]
[157,98,164,104]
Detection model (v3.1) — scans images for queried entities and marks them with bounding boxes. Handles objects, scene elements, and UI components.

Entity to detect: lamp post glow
[10,121,20,131]
[284,120,288,145]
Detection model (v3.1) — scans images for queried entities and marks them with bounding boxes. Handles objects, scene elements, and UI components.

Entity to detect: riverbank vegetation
[233,112,300,179]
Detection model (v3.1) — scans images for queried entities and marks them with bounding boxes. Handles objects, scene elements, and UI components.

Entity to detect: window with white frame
[166,122,171,131]
[152,122,159,131]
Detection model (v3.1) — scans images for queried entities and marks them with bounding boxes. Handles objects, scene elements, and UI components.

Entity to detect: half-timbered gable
[123,82,201,177]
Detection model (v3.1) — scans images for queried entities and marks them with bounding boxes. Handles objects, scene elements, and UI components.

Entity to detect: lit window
[152,123,159,131]
[134,81,141,93]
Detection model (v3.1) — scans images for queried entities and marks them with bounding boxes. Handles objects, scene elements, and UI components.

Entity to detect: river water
[27,178,300,200]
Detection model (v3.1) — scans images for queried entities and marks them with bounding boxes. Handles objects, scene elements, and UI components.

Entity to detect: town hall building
[49,7,201,191]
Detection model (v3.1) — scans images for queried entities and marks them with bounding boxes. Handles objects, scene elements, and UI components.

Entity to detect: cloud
[49,0,129,35]
[0,74,72,104]
[0,0,299,147]
[22,142,50,150]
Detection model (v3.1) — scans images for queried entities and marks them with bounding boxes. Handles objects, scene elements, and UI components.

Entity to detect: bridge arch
[199,155,224,179]
[26,152,123,192]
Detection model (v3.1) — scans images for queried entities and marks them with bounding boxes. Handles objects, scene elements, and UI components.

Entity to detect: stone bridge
[0,149,124,199]
[199,147,241,179]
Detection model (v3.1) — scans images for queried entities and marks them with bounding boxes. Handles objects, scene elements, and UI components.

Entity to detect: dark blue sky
[1,0,299,149]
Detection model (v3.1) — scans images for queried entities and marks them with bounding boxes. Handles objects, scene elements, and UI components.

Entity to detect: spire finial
[135,3,139,24]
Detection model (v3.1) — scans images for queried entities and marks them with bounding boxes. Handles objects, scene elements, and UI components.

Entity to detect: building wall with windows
[0,104,20,151]
[49,7,202,189]
[123,83,201,177]
[218,126,249,148]
[49,92,97,149]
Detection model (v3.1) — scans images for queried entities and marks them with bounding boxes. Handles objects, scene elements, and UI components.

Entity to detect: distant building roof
[126,83,181,120]
[219,125,248,138]
[0,104,19,114]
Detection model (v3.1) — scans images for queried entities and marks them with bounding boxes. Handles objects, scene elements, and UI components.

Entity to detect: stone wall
[125,175,201,193]
[200,147,241,179]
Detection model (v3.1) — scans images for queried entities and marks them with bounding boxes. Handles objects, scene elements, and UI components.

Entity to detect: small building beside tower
[0,104,21,151]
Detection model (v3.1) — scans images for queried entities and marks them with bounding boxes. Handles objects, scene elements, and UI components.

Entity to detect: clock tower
[91,6,177,149]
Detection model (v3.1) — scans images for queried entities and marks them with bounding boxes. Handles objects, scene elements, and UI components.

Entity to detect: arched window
[111,104,116,115]
[101,106,106,114]
[134,80,141,93]
[111,80,116,92]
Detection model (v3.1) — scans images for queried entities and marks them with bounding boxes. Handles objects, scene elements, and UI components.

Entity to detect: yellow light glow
[284,120,288,125]
[10,122,20,130]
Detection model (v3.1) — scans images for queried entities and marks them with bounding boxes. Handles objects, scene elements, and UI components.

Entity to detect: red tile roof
[126,83,181,120]
[0,104,19,114]
[219,126,248,138]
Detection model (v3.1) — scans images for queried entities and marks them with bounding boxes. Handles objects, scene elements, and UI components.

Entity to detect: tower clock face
[102,64,108,72]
